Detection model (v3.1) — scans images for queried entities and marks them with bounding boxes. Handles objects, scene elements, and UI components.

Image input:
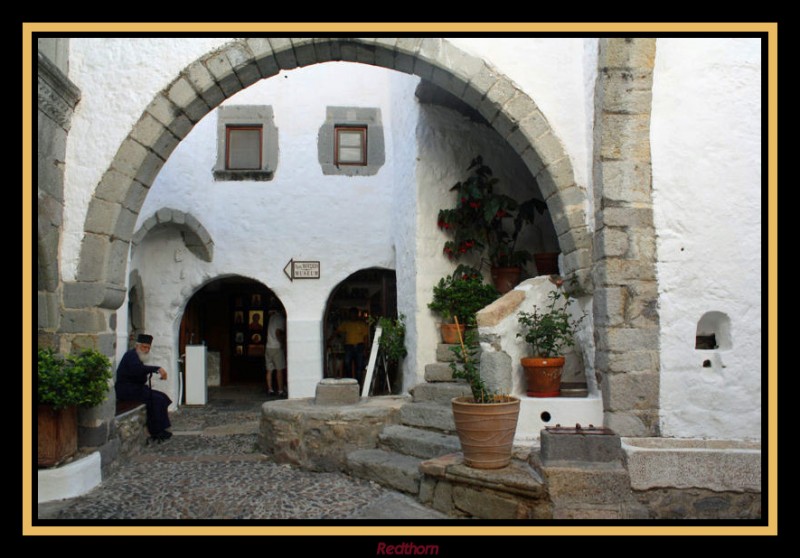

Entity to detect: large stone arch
[67,37,592,315]
[132,207,215,263]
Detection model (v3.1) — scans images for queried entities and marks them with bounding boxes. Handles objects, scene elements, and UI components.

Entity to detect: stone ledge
[622,437,761,493]
[420,452,546,500]
[38,451,101,503]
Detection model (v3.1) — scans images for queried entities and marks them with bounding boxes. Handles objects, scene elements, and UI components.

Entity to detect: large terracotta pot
[451,395,520,469]
[38,404,78,468]
[521,356,565,397]
[491,266,522,294]
[534,252,560,276]
[440,323,466,344]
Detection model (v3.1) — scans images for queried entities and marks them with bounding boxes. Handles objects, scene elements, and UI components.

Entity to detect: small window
[226,126,263,170]
[335,126,367,166]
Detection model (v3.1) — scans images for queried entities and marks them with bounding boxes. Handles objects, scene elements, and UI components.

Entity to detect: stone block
[424,362,457,382]
[543,463,632,505]
[269,38,297,69]
[75,233,108,282]
[540,427,622,464]
[379,425,461,459]
[292,38,317,67]
[557,225,591,255]
[410,382,471,405]
[145,93,179,128]
[604,411,651,437]
[432,480,456,514]
[600,113,652,161]
[346,449,421,494]
[59,308,106,333]
[166,76,202,115]
[84,197,121,235]
[593,259,657,284]
[123,181,148,213]
[596,226,630,259]
[480,350,512,395]
[314,378,360,406]
[38,291,59,330]
[63,281,108,309]
[595,349,658,374]
[601,74,654,115]
[602,160,653,204]
[113,138,149,180]
[399,401,456,432]
[596,326,659,353]
[436,343,460,362]
[490,109,516,141]
[600,38,656,70]
[452,485,522,519]
[519,145,545,181]
[562,248,592,273]
[597,206,654,229]
[184,60,226,108]
[112,208,138,243]
[134,150,166,188]
[395,37,423,57]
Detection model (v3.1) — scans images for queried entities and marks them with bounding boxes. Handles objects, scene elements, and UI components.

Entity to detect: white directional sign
[283,259,321,281]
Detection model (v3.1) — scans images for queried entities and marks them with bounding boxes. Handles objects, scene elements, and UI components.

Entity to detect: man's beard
[136,348,151,363]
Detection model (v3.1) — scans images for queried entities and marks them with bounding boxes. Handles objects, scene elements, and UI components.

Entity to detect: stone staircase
[346,343,471,496]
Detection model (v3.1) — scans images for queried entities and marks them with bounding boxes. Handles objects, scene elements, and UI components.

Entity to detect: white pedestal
[185,345,207,405]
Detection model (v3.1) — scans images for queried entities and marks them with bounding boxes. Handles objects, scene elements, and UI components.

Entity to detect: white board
[361,326,382,397]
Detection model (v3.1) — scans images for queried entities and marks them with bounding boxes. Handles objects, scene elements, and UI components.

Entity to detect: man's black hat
[137,333,154,345]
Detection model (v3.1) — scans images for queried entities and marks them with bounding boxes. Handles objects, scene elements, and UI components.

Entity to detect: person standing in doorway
[335,307,370,382]
[265,306,287,398]
[115,333,173,441]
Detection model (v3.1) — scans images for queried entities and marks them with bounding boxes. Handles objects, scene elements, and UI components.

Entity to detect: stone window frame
[214,105,278,181]
[319,107,384,176]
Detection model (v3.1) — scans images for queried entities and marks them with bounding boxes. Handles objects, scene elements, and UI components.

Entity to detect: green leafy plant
[428,265,500,327]
[38,347,113,410]
[438,156,547,269]
[516,290,586,358]
[374,313,407,364]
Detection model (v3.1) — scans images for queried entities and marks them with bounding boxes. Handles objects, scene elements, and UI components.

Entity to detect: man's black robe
[115,348,172,436]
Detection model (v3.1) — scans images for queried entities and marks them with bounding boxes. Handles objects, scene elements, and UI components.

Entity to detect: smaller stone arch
[131,207,214,262]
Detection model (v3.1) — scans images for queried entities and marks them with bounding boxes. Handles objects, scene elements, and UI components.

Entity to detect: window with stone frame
[214,105,278,181]
[318,107,384,176]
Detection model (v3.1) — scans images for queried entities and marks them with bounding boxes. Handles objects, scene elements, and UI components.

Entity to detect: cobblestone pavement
[37,386,448,522]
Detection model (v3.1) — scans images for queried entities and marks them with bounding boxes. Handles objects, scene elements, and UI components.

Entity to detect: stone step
[379,424,462,459]
[424,362,461,382]
[399,401,456,433]
[411,381,472,405]
[436,344,461,363]
[346,448,422,495]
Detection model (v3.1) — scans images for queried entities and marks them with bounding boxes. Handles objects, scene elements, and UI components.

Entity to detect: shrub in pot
[428,266,499,344]
[516,290,586,397]
[371,313,407,394]
[449,327,520,469]
[38,347,113,467]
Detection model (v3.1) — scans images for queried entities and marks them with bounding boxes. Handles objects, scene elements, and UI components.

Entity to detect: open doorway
[179,276,286,393]
[323,268,397,391]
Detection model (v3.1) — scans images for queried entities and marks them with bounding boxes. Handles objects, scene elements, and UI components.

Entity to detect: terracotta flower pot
[521,356,565,397]
[38,404,78,468]
[451,395,520,469]
[491,266,522,295]
[440,323,466,344]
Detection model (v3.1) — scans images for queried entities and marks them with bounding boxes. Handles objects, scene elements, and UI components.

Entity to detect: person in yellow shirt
[334,307,370,380]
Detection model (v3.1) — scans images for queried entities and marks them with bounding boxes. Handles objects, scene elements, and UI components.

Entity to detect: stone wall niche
[695,311,731,351]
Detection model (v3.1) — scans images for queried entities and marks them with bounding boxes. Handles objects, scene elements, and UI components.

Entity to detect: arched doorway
[179,276,286,394]
[323,268,397,391]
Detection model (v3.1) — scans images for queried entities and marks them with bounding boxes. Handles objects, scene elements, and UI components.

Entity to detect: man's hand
[158,368,168,380]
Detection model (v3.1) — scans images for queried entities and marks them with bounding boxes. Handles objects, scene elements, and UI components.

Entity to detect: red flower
[495,209,508,218]
[469,201,481,209]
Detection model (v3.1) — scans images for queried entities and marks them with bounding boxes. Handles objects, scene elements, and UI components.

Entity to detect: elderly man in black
[115,333,173,441]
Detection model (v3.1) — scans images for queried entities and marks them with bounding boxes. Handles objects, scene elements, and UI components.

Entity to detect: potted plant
[372,313,407,394]
[38,347,113,467]
[428,265,499,344]
[437,156,548,293]
[516,290,586,397]
[449,327,520,469]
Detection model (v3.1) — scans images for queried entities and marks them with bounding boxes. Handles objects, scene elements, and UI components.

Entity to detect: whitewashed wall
[127,63,420,400]
[651,38,762,440]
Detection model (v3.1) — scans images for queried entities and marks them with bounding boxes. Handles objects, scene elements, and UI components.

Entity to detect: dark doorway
[323,268,397,385]
[179,277,285,389]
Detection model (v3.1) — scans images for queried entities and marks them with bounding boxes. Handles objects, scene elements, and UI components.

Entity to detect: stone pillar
[592,38,661,436]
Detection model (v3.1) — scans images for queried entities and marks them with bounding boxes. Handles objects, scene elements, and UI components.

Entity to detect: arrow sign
[284,259,321,282]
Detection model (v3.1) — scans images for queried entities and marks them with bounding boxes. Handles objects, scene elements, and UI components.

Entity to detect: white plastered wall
[651,38,762,440]
[127,63,420,401]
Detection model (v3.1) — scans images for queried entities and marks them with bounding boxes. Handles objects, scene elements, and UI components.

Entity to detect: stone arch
[132,207,214,262]
[70,37,592,312]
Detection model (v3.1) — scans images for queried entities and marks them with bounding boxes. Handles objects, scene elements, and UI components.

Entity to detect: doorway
[179,277,285,390]
[323,268,397,387]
